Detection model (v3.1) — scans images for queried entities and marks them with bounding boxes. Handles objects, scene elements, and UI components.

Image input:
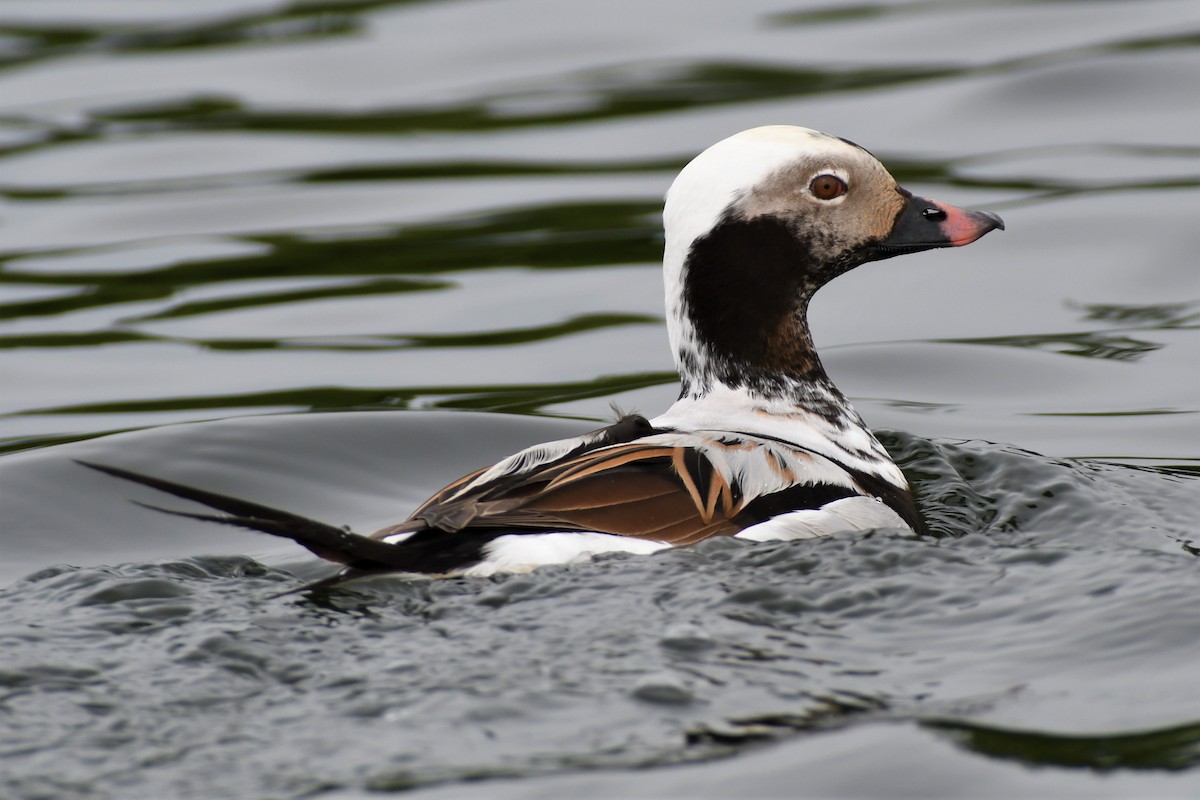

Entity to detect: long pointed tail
[77,460,415,570]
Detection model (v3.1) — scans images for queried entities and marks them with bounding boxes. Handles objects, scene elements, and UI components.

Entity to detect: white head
[660,125,1002,402]
[663,126,890,265]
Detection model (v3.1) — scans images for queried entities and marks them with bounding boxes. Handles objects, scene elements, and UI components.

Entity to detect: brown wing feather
[372,437,745,545]
[543,444,677,488]
[525,472,683,511]
[523,472,723,542]
[410,465,490,516]
[645,517,733,546]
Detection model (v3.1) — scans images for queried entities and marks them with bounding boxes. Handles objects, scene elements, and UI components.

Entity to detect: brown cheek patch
[736,159,823,221]
[867,186,907,240]
[739,158,904,248]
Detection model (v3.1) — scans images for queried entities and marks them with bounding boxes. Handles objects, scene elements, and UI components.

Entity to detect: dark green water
[1,1,1198,797]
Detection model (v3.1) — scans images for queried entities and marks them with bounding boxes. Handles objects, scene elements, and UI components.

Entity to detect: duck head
[662,125,1003,399]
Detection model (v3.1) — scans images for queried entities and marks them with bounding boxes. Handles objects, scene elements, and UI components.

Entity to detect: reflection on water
[1,0,1197,457]
[942,301,1199,361]
[12,369,678,426]
[1,199,661,321]
[923,718,1200,771]
[1078,300,1199,327]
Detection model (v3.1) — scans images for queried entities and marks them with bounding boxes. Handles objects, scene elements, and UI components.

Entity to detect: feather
[77,461,406,568]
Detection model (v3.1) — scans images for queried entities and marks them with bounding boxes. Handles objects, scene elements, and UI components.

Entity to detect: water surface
[1,1,1198,797]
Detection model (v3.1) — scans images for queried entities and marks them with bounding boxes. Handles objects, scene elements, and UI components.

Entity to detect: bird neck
[664,214,847,409]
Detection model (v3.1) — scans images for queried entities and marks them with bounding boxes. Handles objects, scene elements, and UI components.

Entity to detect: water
[1,0,1198,797]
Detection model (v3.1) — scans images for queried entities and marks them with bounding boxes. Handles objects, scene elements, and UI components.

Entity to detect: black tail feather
[77,460,415,570]
[129,500,320,542]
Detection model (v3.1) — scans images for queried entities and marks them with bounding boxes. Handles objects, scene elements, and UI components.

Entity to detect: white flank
[736,496,911,541]
[462,532,671,578]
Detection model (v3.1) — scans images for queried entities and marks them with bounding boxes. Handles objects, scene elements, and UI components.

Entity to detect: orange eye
[810,174,847,201]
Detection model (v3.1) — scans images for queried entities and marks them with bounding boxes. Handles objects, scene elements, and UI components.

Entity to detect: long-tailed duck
[84,125,1003,589]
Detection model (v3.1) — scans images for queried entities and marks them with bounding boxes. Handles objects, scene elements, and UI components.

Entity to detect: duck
[83,125,1003,590]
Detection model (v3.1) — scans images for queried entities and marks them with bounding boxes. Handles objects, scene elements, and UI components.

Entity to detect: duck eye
[810,174,847,201]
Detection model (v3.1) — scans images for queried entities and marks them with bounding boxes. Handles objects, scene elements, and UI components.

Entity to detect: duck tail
[76,460,415,571]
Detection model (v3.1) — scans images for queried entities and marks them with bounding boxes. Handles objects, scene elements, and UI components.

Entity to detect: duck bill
[867,192,1004,262]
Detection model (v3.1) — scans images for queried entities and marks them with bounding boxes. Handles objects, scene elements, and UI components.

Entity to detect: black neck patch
[681,213,829,386]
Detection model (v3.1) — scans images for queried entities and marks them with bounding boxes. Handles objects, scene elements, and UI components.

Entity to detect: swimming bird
[82,125,1003,589]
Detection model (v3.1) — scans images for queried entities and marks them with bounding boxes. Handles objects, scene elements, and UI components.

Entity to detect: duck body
[84,126,1003,588]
